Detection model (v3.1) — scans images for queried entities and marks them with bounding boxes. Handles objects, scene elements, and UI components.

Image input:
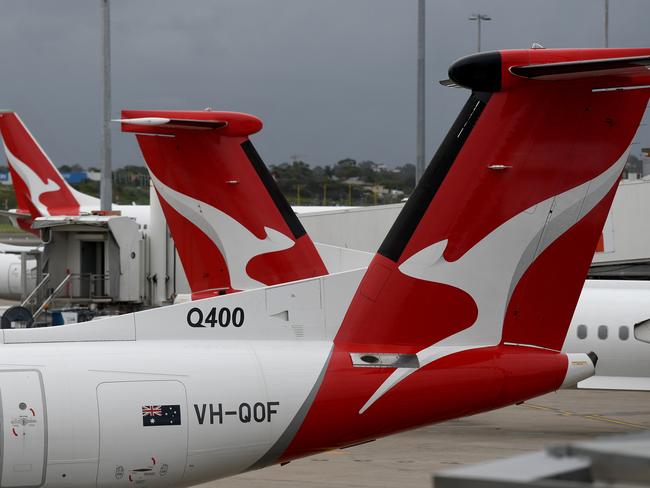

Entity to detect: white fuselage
[0,273,345,488]
[0,339,328,487]
[0,252,36,300]
[564,279,650,389]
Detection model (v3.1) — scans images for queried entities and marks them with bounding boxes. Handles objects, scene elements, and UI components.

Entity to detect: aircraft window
[598,325,608,340]
[619,326,629,341]
[577,324,587,339]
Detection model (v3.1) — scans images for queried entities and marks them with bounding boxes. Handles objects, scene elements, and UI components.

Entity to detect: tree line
[0,153,646,210]
[0,159,417,208]
[270,159,414,205]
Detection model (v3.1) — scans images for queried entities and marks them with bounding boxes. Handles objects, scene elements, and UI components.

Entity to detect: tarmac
[195,389,650,488]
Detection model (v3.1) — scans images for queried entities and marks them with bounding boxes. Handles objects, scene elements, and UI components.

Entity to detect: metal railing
[59,273,111,301]
[29,272,112,322]
[33,274,112,301]
[33,273,72,321]
[21,273,50,309]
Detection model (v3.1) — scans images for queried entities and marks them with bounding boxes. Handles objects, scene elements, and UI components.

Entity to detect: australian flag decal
[142,405,181,427]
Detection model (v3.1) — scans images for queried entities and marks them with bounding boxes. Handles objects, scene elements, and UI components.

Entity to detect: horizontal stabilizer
[0,209,30,220]
[117,110,263,137]
[510,55,650,84]
[113,117,227,131]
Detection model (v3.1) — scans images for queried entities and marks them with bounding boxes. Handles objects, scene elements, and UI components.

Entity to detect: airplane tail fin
[337,48,650,353]
[273,50,650,455]
[119,110,328,296]
[0,112,97,225]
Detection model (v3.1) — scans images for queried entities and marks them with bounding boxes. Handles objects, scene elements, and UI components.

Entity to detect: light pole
[416,0,426,184]
[100,0,112,211]
[604,0,609,47]
[468,14,491,53]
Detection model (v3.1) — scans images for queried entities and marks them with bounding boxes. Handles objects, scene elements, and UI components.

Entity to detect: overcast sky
[0,0,648,168]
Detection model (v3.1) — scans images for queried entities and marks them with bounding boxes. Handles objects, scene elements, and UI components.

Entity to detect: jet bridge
[30,215,144,312]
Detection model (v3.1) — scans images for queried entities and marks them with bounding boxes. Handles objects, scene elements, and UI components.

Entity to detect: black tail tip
[587,351,599,367]
[448,51,502,92]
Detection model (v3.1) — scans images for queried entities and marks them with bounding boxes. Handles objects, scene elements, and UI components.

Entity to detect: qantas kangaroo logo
[3,144,62,216]
[148,169,296,290]
[359,149,629,414]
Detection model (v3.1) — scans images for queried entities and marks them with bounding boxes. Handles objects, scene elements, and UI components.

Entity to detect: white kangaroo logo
[149,169,295,291]
[359,148,629,414]
[3,145,62,216]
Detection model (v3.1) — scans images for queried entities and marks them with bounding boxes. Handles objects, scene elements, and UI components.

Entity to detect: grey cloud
[0,0,647,169]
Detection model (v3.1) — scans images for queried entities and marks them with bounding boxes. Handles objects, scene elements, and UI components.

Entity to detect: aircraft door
[0,370,46,488]
[80,240,105,298]
[96,381,188,487]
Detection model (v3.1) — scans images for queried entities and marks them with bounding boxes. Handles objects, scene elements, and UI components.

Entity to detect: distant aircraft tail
[278,48,650,458]
[0,112,98,232]
[118,110,328,296]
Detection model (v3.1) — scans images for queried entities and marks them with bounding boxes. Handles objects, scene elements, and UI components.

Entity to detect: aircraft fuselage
[0,297,587,488]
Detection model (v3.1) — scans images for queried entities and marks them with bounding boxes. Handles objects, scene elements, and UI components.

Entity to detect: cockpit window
[577,324,587,339]
[598,325,608,340]
[619,326,629,341]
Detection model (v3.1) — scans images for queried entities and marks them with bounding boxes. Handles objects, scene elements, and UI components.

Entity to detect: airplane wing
[0,209,30,220]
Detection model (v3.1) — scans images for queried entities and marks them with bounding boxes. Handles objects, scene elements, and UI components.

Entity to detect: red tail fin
[276,49,649,460]
[119,110,328,296]
[337,48,650,352]
[0,112,98,232]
